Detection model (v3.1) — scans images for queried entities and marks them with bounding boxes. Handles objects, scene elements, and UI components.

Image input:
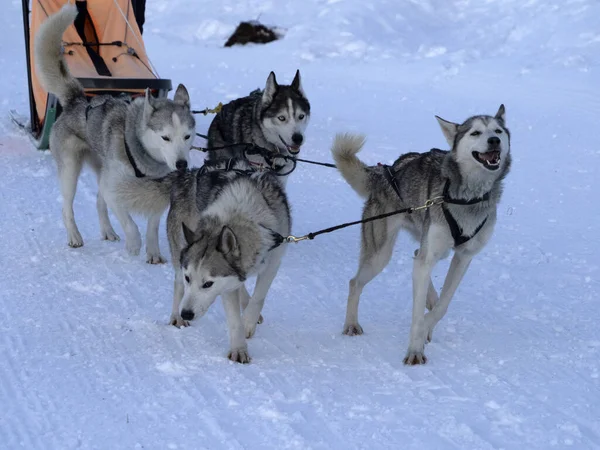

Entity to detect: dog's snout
[487,136,500,146]
[181,309,194,321]
[292,133,303,145]
[176,160,188,171]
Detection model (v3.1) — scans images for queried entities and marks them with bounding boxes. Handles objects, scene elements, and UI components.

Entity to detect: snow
[1,0,600,448]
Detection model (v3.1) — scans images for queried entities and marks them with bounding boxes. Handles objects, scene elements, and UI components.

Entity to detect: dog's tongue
[480,151,500,162]
[289,145,301,153]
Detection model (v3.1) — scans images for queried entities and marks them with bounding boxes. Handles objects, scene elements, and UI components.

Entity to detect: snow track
[1,0,600,448]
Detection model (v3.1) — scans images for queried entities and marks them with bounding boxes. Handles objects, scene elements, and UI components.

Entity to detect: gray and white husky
[166,159,291,363]
[35,5,195,262]
[206,71,311,184]
[332,106,511,365]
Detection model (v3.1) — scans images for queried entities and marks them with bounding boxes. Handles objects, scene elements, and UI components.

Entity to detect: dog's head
[178,220,246,321]
[140,84,196,172]
[259,70,311,156]
[436,105,510,175]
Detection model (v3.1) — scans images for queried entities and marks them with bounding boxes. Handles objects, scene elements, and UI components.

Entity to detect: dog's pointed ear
[435,116,458,147]
[173,84,191,109]
[143,88,156,121]
[262,71,278,104]
[182,222,196,245]
[291,69,305,97]
[217,226,238,255]
[495,104,506,123]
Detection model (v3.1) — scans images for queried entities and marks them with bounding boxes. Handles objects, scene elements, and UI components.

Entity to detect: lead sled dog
[35,5,195,262]
[331,106,511,364]
[166,159,291,363]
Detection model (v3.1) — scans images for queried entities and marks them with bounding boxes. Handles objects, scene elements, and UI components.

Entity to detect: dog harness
[124,140,146,178]
[381,164,490,247]
[441,180,489,246]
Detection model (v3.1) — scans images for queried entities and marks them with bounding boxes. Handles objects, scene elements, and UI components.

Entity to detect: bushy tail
[331,133,370,198]
[117,172,180,216]
[34,4,84,108]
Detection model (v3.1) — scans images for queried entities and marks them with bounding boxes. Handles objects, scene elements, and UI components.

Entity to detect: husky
[206,71,310,184]
[35,5,195,262]
[166,158,291,363]
[331,106,511,365]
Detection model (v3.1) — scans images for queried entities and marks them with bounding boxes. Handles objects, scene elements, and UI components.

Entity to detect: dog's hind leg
[88,158,119,242]
[423,251,472,344]
[145,213,166,264]
[223,289,250,363]
[96,192,120,241]
[343,225,399,336]
[55,142,85,248]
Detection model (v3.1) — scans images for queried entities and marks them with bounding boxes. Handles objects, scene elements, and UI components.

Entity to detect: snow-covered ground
[1,0,600,448]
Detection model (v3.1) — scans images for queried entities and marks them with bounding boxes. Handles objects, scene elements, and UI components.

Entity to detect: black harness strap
[124,140,146,178]
[442,206,488,247]
[441,180,489,246]
[442,179,491,205]
[381,164,403,201]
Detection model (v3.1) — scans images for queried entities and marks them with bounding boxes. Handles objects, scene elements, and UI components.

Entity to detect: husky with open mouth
[206,71,310,185]
[331,105,511,365]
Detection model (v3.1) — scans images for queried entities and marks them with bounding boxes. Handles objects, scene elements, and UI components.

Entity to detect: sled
[21,0,172,149]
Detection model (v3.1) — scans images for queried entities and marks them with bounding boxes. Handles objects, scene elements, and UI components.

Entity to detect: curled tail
[117,172,180,216]
[331,133,370,198]
[34,4,84,108]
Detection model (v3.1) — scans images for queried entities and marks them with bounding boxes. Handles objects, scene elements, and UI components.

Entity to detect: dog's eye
[202,281,213,289]
[184,275,190,283]
[470,131,481,136]
[162,136,171,142]
[495,129,503,134]
[277,115,286,122]
[298,114,305,120]
[184,134,191,140]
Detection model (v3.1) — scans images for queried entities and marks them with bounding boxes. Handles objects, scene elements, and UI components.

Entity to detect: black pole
[21,0,39,135]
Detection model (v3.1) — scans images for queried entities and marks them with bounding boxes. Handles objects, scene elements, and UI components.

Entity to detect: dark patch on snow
[224,21,281,47]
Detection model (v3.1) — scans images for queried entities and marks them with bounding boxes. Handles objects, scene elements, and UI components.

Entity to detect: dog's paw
[228,347,251,364]
[343,323,364,336]
[169,314,189,328]
[101,229,120,241]
[403,350,428,366]
[67,231,84,248]
[146,253,167,264]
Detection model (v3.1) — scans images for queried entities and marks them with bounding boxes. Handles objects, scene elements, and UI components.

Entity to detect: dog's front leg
[146,213,166,264]
[405,226,450,365]
[404,255,435,365]
[239,285,263,325]
[424,252,472,343]
[222,289,250,363]
[242,250,284,339]
[169,270,188,327]
[112,206,142,256]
